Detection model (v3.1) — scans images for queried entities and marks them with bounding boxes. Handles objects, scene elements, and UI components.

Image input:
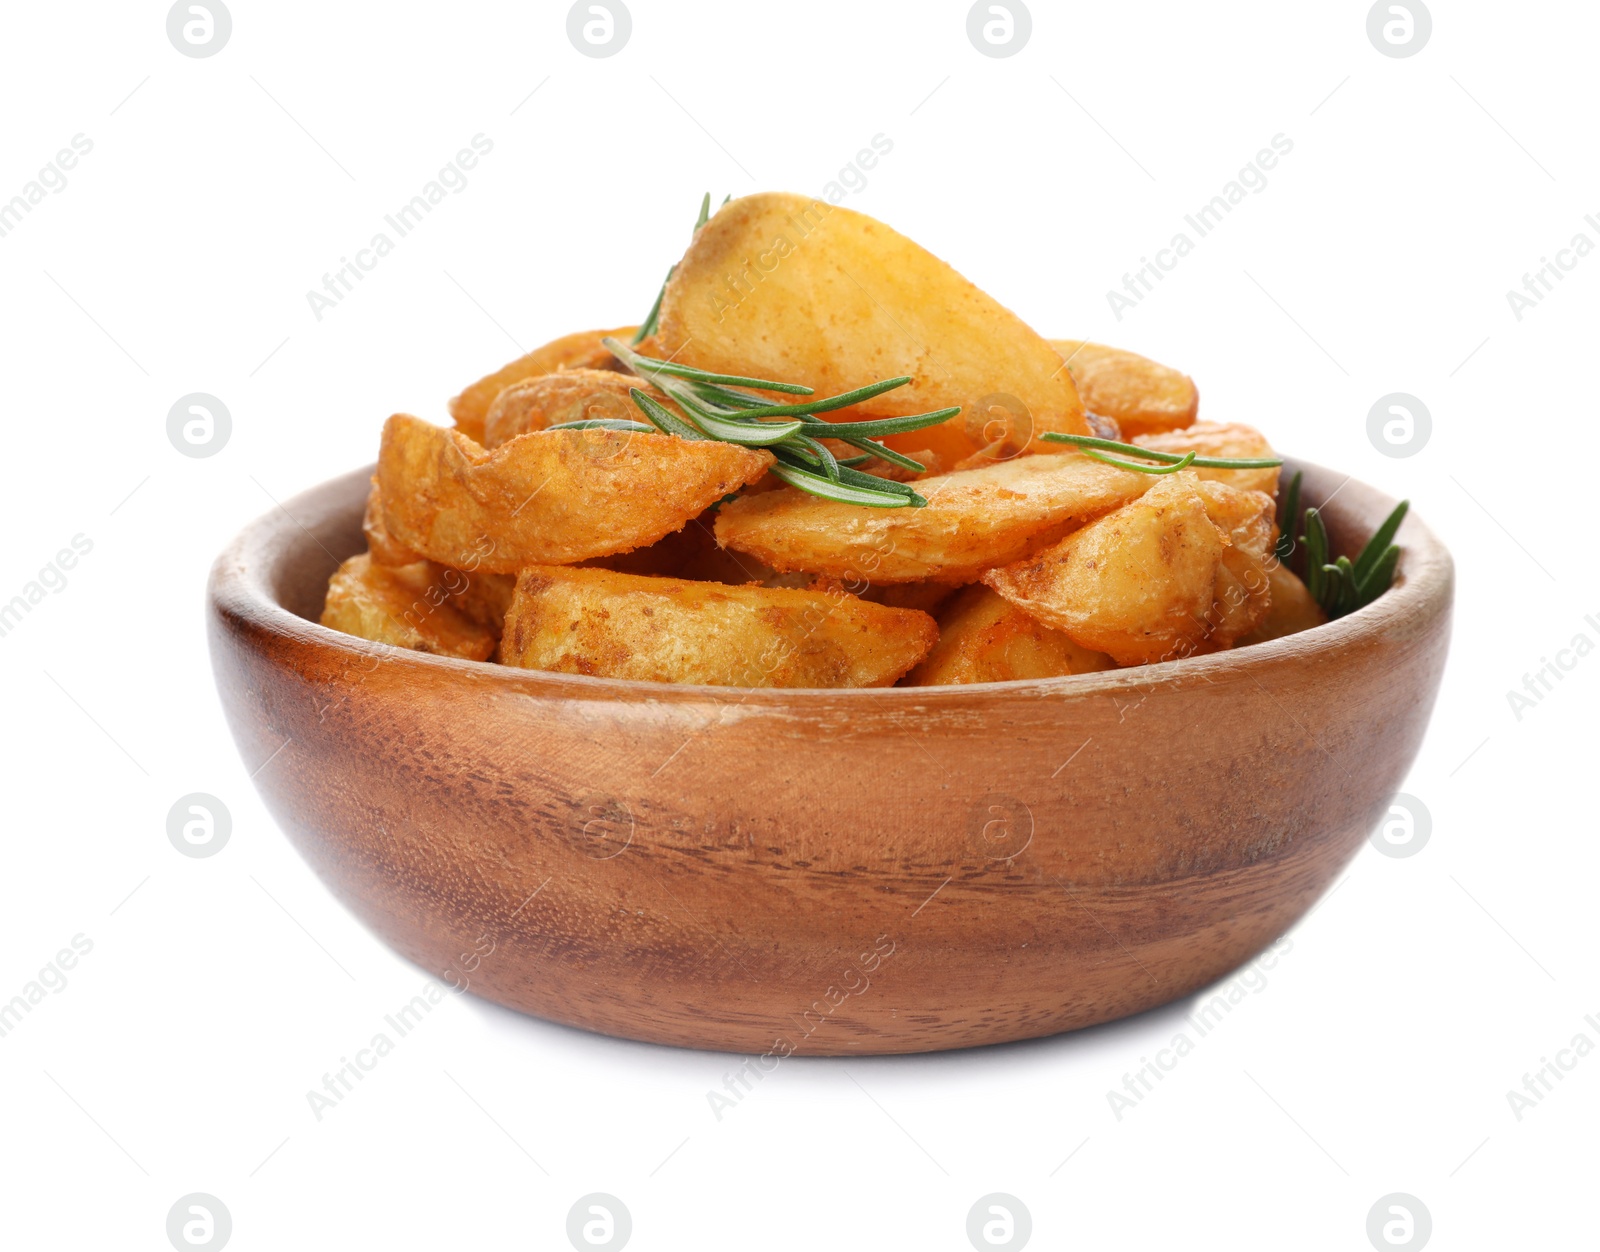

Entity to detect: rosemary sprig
[1039,432,1284,473]
[1276,469,1408,619]
[603,335,961,508]
[1274,469,1302,561]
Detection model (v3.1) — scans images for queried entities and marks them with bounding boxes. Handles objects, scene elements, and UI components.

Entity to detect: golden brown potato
[902,586,1114,686]
[1134,421,1280,495]
[657,193,1089,468]
[376,415,772,574]
[437,566,517,636]
[982,474,1279,664]
[320,554,496,661]
[716,451,1154,585]
[1196,480,1277,647]
[484,369,660,449]
[1049,340,1199,437]
[449,326,635,444]
[362,477,422,567]
[982,473,1226,666]
[498,565,937,687]
[1238,563,1326,646]
[587,509,777,585]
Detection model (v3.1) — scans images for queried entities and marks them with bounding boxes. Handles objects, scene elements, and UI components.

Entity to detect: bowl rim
[208,457,1454,706]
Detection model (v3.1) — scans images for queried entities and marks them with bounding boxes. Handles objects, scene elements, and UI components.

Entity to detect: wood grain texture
[206,460,1453,1055]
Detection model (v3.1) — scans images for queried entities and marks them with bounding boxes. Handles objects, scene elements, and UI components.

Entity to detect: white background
[1,1,1594,1248]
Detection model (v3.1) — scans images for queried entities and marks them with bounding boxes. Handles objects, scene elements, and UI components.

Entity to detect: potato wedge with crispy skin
[320,554,497,661]
[1195,480,1278,647]
[715,451,1153,584]
[437,566,517,637]
[1134,421,1280,495]
[449,326,635,444]
[362,477,422,567]
[657,193,1089,468]
[377,414,772,574]
[1049,340,1199,437]
[902,586,1114,686]
[484,368,661,449]
[498,565,937,688]
[982,474,1226,666]
[1238,563,1326,646]
[1203,483,1273,653]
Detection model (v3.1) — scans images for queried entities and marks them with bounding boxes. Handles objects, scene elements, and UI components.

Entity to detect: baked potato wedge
[498,565,937,687]
[715,451,1154,585]
[484,368,660,449]
[376,414,772,573]
[903,586,1114,686]
[1238,562,1327,646]
[1049,340,1198,437]
[320,554,496,661]
[440,566,517,637]
[658,193,1089,467]
[449,326,634,444]
[982,474,1279,664]
[982,473,1227,666]
[1196,480,1277,646]
[362,477,422,567]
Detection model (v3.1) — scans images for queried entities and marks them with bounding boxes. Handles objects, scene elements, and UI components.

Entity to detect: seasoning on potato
[499,565,937,687]
[319,191,1405,686]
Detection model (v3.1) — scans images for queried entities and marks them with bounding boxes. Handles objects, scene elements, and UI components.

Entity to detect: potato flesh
[1050,340,1199,437]
[320,554,496,661]
[1238,563,1326,646]
[376,414,772,573]
[715,450,1155,585]
[440,566,516,636]
[362,477,422,567]
[499,565,937,687]
[903,586,1114,686]
[449,326,634,444]
[982,473,1225,666]
[1134,421,1280,495]
[981,474,1278,664]
[483,368,655,449]
[658,193,1088,467]
[1195,479,1277,647]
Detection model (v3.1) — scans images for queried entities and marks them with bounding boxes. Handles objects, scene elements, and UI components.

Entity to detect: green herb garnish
[1277,469,1408,619]
[603,336,960,509]
[1039,432,1284,474]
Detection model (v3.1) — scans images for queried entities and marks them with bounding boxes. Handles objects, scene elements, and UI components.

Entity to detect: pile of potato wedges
[320,193,1325,687]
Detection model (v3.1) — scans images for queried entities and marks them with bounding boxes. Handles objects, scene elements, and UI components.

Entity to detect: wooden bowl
[207,461,1452,1055]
